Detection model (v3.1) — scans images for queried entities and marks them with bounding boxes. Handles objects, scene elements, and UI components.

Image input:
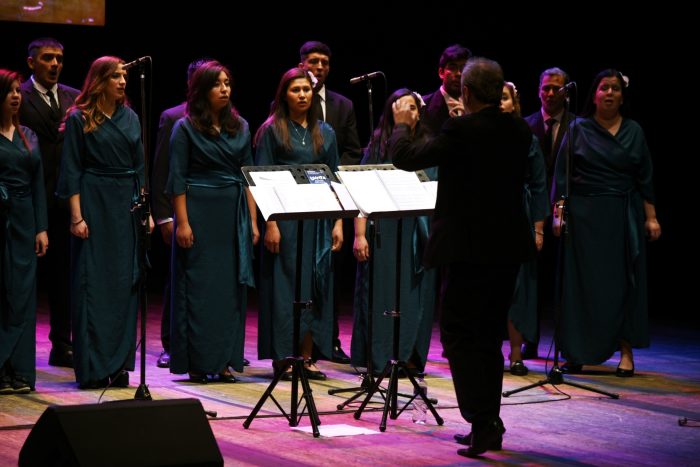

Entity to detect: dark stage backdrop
[0,2,689,321]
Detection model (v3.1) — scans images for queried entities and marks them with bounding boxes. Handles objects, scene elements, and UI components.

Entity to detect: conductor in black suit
[299,41,361,363]
[522,67,576,360]
[390,57,535,458]
[19,37,79,368]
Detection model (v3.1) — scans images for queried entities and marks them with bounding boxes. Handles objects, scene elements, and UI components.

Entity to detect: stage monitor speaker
[19,398,223,467]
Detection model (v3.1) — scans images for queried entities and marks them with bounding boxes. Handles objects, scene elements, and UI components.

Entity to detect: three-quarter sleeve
[166,118,191,196]
[56,110,85,198]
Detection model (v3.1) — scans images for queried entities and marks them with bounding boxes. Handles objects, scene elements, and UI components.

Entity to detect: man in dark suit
[421,44,472,136]
[390,57,535,458]
[522,67,576,360]
[299,41,361,364]
[19,37,79,368]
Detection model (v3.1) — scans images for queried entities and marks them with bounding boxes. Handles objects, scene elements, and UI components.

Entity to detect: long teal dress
[350,147,438,372]
[255,121,338,361]
[167,117,255,375]
[553,117,654,365]
[57,106,144,385]
[0,127,47,388]
[508,136,549,343]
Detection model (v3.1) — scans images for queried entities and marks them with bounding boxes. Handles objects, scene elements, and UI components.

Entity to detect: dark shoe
[110,371,129,388]
[521,342,539,360]
[188,372,209,384]
[218,370,237,383]
[12,376,34,394]
[453,432,502,450]
[616,365,635,377]
[156,350,170,368]
[272,360,292,381]
[509,360,529,376]
[279,370,294,381]
[304,365,327,381]
[331,346,351,364]
[243,358,250,366]
[78,378,109,390]
[458,419,506,458]
[0,376,14,395]
[560,363,583,374]
[49,348,74,368]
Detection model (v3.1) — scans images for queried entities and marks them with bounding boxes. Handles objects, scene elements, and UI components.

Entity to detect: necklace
[290,120,308,146]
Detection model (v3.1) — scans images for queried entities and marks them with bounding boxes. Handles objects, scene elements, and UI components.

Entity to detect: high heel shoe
[509,360,528,376]
[615,365,635,377]
[188,372,209,384]
[217,369,237,383]
[303,360,327,381]
[272,360,293,381]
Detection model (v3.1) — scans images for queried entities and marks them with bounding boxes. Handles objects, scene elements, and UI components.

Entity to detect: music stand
[336,165,444,431]
[241,164,358,437]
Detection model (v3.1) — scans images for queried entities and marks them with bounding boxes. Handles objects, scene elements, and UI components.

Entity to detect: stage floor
[2,294,699,465]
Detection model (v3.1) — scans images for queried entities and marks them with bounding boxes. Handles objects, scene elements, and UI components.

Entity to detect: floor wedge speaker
[19,398,223,466]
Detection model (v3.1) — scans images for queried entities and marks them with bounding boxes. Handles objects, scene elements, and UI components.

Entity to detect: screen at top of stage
[0,0,105,26]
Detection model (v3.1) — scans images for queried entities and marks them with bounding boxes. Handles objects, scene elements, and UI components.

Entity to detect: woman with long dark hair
[0,69,48,394]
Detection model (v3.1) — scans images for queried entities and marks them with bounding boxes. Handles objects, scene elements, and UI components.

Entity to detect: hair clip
[619,73,630,88]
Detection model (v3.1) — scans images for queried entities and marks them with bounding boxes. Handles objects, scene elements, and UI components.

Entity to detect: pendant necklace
[291,120,308,146]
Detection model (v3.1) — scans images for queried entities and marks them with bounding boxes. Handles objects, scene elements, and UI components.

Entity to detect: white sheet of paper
[422,181,438,208]
[274,183,341,213]
[249,186,284,221]
[331,181,358,212]
[376,170,434,211]
[249,170,297,187]
[336,171,397,215]
[292,423,381,437]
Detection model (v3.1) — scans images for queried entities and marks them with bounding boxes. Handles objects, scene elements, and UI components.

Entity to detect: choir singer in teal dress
[254,67,342,381]
[167,61,258,383]
[552,69,661,377]
[350,89,437,376]
[0,70,48,394]
[57,57,151,389]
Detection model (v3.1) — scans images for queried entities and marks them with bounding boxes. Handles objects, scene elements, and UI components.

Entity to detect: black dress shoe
[304,367,327,381]
[78,378,109,390]
[331,346,351,364]
[453,432,502,450]
[49,348,74,368]
[509,360,528,376]
[560,363,583,374]
[243,358,250,366]
[521,342,539,360]
[11,376,32,394]
[458,418,506,458]
[110,371,129,388]
[615,365,635,377]
[156,350,170,368]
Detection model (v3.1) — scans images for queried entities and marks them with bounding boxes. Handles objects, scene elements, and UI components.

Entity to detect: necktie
[312,94,324,122]
[46,90,59,115]
[543,117,556,167]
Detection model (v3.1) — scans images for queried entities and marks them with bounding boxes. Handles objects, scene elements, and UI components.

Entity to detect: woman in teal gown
[0,70,48,393]
[58,57,150,389]
[552,70,661,376]
[501,82,549,376]
[351,89,437,375]
[254,67,342,380]
[167,61,258,383]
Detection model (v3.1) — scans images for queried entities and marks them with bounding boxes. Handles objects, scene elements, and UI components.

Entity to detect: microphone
[350,71,382,85]
[122,56,150,71]
[557,81,577,94]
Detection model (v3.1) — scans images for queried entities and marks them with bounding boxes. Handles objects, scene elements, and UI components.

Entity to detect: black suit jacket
[19,80,79,207]
[524,110,575,181]
[421,88,450,136]
[151,103,186,221]
[390,106,536,267]
[324,89,362,165]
